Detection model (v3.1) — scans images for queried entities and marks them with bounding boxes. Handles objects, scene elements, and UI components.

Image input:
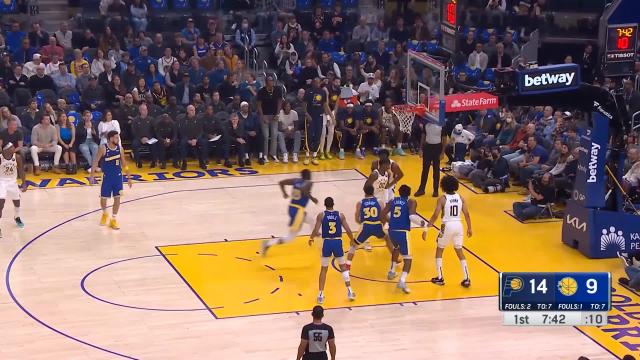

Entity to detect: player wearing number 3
[310,197,356,305]
[427,175,473,287]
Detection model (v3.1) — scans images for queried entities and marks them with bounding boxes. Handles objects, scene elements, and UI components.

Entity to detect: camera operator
[512,172,556,221]
[469,146,510,193]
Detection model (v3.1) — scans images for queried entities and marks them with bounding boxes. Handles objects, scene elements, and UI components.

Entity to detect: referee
[415,120,447,197]
[296,306,336,360]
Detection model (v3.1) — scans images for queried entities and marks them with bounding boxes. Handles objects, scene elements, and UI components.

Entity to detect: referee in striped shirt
[415,120,447,197]
[297,306,336,360]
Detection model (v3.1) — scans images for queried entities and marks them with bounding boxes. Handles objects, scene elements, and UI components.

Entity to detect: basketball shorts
[0,179,20,200]
[375,188,394,207]
[437,221,464,249]
[356,222,385,244]
[389,229,410,258]
[100,175,123,198]
[288,205,306,232]
[322,238,344,258]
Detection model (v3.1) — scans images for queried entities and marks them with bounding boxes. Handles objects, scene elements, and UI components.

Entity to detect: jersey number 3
[328,221,337,234]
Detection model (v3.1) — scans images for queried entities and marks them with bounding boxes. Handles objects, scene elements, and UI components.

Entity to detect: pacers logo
[502,276,524,297]
[558,277,578,296]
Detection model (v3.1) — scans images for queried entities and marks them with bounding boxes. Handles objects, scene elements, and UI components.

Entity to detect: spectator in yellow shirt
[70,49,88,78]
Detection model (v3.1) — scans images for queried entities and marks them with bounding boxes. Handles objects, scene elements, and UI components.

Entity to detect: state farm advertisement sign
[444,92,499,112]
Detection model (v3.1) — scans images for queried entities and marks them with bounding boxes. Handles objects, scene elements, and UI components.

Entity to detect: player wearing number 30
[0,142,27,237]
[89,131,133,230]
[382,185,427,294]
[310,197,356,305]
[345,184,386,270]
[427,175,473,287]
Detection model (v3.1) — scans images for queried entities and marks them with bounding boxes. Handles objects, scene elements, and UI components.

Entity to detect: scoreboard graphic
[499,272,611,326]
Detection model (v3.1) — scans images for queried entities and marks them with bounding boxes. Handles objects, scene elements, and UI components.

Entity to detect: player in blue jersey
[90,131,132,230]
[310,197,356,304]
[262,169,318,256]
[345,184,386,270]
[382,185,427,293]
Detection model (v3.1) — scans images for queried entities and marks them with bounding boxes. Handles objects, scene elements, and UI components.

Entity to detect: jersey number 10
[449,205,458,217]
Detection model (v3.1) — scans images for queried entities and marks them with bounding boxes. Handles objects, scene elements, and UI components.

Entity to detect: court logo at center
[600,226,625,251]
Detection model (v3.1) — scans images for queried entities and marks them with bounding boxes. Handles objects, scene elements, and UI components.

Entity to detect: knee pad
[320,257,331,267]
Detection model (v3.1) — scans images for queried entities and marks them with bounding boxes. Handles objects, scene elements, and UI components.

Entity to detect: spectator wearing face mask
[469,146,510,192]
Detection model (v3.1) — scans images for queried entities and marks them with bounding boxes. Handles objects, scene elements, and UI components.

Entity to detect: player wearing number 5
[310,197,356,305]
[382,185,427,294]
[427,175,473,287]
[89,131,132,230]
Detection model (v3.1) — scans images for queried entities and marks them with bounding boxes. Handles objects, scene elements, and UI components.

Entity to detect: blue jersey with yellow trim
[290,178,310,208]
[388,196,410,231]
[102,144,122,179]
[321,210,342,239]
[359,196,381,223]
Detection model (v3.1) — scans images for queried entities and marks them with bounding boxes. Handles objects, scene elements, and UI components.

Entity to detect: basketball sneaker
[319,153,326,160]
[14,217,24,228]
[431,277,445,285]
[461,278,471,288]
[311,157,319,165]
[355,149,364,159]
[317,293,325,304]
[303,157,310,165]
[282,153,289,164]
[100,213,109,226]
[338,149,345,160]
[347,289,356,301]
[109,218,120,230]
[271,155,279,163]
[396,148,406,156]
[292,153,299,163]
[387,271,397,280]
[325,152,333,160]
[397,281,410,294]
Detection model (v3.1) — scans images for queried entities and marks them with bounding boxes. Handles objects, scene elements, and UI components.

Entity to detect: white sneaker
[292,153,299,163]
[397,281,411,294]
[347,289,356,301]
[355,149,364,159]
[263,156,269,163]
[271,155,279,163]
[282,153,289,163]
[317,294,325,304]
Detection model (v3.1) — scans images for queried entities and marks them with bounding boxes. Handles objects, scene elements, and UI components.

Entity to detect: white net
[392,105,421,134]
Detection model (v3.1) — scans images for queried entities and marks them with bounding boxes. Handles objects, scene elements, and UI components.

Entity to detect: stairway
[358,0,383,23]
[33,0,71,32]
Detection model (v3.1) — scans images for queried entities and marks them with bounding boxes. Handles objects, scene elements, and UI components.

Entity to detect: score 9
[586,278,598,294]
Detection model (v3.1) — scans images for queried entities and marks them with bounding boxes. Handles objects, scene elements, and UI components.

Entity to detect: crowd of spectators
[0,0,635,209]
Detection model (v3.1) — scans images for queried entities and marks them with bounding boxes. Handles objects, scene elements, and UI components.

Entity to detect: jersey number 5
[393,206,401,218]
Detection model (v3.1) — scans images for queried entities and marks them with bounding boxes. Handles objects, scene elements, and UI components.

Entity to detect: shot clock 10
[499,272,611,326]
[604,24,638,76]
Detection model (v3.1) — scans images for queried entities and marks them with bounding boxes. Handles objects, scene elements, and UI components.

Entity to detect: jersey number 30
[364,207,378,218]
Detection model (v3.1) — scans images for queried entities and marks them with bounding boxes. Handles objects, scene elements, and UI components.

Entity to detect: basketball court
[0,155,631,359]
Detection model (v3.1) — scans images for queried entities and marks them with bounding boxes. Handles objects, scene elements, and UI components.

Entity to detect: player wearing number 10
[428,175,473,287]
[310,197,356,305]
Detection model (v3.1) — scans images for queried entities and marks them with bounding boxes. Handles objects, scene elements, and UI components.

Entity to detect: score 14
[530,279,548,294]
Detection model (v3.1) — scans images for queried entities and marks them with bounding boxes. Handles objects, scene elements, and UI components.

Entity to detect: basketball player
[366,149,404,209]
[89,130,133,230]
[0,143,27,235]
[383,185,427,293]
[379,98,404,156]
[262,169,318,256]
[296,306,336,360]
[303,78,332,165]
[316,77,341,160]
[309,196,356,304]
[346,184,386,270]
[427,175,473,287]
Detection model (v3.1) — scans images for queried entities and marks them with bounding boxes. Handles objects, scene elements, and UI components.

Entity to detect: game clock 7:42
[499,272,611,312]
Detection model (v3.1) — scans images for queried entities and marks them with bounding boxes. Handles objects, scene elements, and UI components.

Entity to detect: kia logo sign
[444,92,499,112]
[517,64,580,95]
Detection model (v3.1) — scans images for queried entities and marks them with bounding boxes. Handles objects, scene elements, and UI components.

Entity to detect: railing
[245,47,260,74]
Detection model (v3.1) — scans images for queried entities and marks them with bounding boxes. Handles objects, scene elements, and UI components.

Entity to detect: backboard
[406,50,447,124]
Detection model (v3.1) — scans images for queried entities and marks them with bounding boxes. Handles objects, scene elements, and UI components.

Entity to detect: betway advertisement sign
[517,64,580,95]
[573,112,609,209]
[444,92,499,112]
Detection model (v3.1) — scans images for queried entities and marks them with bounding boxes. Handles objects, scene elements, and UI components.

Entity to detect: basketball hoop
[392,104,426,134]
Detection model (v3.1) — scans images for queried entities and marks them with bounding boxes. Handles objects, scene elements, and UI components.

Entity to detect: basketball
[558,277,578,296]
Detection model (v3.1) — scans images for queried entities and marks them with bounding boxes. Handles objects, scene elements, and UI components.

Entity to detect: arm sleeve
[327,325,335,340]
[300,325,309,340]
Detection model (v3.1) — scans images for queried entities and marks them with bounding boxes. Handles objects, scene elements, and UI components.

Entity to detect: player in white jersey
[0,143,27,236]
[427,175,473,287]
